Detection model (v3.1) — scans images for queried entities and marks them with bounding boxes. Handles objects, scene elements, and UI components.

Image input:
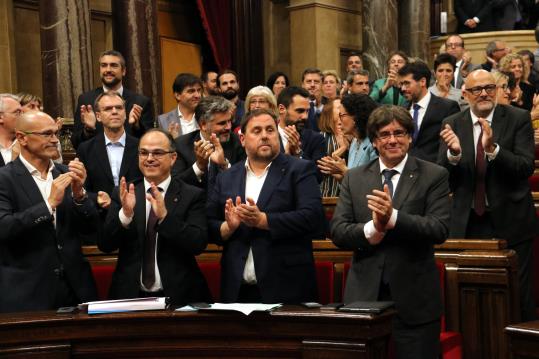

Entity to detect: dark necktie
[453,65,459,88]
[307,100,316,129]
[382,169,399,198]
[142,187,163,289]
[474,123,486,216]
[412,103,420,143]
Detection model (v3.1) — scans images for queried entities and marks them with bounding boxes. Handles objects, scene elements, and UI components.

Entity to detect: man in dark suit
[207,109,325,304]
[454,0,495,33]
[398,62,460,163]
[77,91,142,211]
[0,111,98,312]
[71,50,154,149]
[157,73,202,139]
[217,70,244,130]
[331,105,450,358]
[301,68,323,131]
[276,86,326,180]
[98,129,211,305]
[445,35,480,90]
[0,94,21,167]
[438,69,538,321]
[174,96,245,189]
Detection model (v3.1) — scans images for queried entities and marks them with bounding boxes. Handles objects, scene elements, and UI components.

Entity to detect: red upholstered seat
[528,175,539,191]
[91,265,115,300]
[315,261,334,304]
[199,262,221,302]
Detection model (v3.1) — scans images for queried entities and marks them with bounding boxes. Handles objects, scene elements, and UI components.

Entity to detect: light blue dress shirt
[105,132,126,186]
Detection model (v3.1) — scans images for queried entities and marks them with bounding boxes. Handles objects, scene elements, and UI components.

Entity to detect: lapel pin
[173,197,178,202]
[410,174,413,178]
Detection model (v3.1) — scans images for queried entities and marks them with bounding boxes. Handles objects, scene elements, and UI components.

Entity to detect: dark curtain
[196,0,232,72]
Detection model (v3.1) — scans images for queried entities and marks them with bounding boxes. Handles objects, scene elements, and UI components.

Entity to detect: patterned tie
[412,103,420,143]
[142,187,163,289]
[382,169,399,198]
[474,123,486,216]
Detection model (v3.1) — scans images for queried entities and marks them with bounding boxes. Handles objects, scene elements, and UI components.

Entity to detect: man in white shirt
[445,35,479,90]
[157,73,202,139]
[0,94,21,167]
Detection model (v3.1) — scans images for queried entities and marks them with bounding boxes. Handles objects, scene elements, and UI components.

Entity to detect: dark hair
[217,69,239,87]
[172,73,203,94]
[194,95,234,125]
[276,86,310,108]
[266,72,290,92]
[367,105,414,143]
[434,53,457,71]
[341,94,379,139]
[398,61,431,86]
[347,69,370,85]
[140,128,177,152]
[301,67,322,83]
[240,108,278,134]
[17,92,42,107]
[501,71,517,90]
[94,91,125,112]
[517,49,535,65]
[347,52,362,61]
[99,50,126,68]
[201,70,218,83]
[387,51,409,66]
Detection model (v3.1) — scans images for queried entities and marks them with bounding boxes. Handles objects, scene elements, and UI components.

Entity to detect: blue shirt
[105,132,126,186]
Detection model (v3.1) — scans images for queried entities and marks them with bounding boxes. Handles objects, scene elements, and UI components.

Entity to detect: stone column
[39,0,93,118]
[112,0,161,118]
[399,0,430,61]
[362,0,398,80]
[0,0,17,93]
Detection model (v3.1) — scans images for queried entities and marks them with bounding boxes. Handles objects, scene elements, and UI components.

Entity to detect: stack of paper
[205,303,282,315]
[80,297,168,314]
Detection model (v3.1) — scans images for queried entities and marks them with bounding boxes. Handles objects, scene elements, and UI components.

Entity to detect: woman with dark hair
[317,94,378,183]
[266,72,289,97]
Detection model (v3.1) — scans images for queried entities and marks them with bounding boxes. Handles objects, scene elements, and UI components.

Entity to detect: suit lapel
[13,158,51,206]
[164,178,181,217]
[95,133,114,183]
[135,181,147,240]
[365,160,384,194]
[458,110,476,173]
[119,135,138,178]
[392,157,419,209]
[490,105,506,145]
[256,154,286,209]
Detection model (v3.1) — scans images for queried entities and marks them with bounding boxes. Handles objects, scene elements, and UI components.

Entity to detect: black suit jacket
[173,130,246,189]
[71,87,154,149]
[279,128,327,182]
[330,156,450,325]
[98,177,212,305]
[410,94,460,163]
[0,156,5,167]
[437,105,537,245]
[0,159,99,312]
[454,0,495,33]
[76,132,142,196]
[207,153,325,304]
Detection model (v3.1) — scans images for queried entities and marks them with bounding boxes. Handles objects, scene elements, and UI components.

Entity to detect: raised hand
[146,182,167,220]
[224,196,241,232]
[81,105,96,130]
[128,104,143,128]
[97,191,111,209]
[283,125,301,156]
[440,124,462,156]
[167,122,181,139]
[68,157,87,200]
[119,176,136,217]
[477,117,495,153]
[236,197,267,229]
[209,133,227,167]
[48,173,73,209]
[194,139,213,172]
[367,185,393,234]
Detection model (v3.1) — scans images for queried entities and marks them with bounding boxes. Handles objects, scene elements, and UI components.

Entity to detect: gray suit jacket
[454,62,480,90]
[157,109,181,134]
[330,156,450,325]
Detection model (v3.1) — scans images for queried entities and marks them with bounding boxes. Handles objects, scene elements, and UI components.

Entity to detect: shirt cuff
[473,17,480,23]
[192,162,204,180]
[386,209,398,230]
[447,149,461,165]
[364,220,385,244]
[486,143,499,161]
[119,208,133,228]
[45,201,55,216]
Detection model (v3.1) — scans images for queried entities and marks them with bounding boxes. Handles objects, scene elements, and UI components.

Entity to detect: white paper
[208,303,282,316]
[81,297,167,314]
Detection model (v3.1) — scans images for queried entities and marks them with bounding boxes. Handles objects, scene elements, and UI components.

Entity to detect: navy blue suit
[279,128,327,182]
[207,153,325,303]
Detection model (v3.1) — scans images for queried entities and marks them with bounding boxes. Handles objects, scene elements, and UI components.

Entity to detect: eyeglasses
[338,113,353,120]
[445,42,463,48]
[465,84,497,96]
[21,130,60,139]
[100,105,125,112]
[250,99,268,105]
[138,149,174,159]
[377,130,408,141]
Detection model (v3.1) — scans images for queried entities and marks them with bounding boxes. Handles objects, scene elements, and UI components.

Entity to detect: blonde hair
[499,53,529,82]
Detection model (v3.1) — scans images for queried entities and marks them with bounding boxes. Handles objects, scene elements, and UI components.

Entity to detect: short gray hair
[0,93,20,112]
[347,70,370,85]
[194,95,234,125]
[485,41,498,57]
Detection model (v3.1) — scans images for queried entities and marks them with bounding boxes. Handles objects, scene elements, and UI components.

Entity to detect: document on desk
[80,297,168,314]
[205,303,282,316]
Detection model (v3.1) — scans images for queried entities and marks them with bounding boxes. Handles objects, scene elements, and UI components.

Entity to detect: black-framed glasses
[138,149,174,159]
[100,105,125,112]
[21,130,59,139]
[465,84,497,96]
[377,130,408,141]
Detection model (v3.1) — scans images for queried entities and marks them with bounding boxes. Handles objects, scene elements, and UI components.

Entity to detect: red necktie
[474,124,486,216]
[142,188,162,289]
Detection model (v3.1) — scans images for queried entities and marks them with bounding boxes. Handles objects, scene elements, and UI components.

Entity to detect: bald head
[463,69,497,117]
[16,111,56,132]
[464,69,495,89]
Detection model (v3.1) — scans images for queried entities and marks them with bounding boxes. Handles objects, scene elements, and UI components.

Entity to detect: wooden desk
[0,307,394,359]
[506,320,539,358]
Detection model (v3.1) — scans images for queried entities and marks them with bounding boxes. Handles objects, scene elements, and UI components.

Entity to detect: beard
[221,88,238,100]
[102,75,121,88]
[284,116,305,134]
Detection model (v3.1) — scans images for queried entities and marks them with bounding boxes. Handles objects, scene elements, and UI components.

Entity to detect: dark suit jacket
[71,87,154,149]
[492,0,520,30]
[76,132,142,196]
[173,130,245,189]
[98,177,212,306]
[279,128,327,182]
[454,0,495,33]
[437,105,537,245]
[330,156,450,325]
[410,94,461,163]
[0,159,99,312]
[0,155,5,167]
[207,153,325,304]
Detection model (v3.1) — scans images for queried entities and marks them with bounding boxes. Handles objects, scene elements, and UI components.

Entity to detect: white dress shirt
[0,140,17,165]
[278,125,289,150]
[104,131,126,186]
[409,91,431,131]
[178,107,199,135]
[19,154,55,224]
[103,85,123,96]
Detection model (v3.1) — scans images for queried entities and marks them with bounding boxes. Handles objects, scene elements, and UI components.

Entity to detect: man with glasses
[444,35,479,89]
[481,40,509,72]
[76,92,142,214]
[98,128,212,305]
[438,69,537,321]
[0,94,22,167]
[331,105,450,358]
[0,111,99,312]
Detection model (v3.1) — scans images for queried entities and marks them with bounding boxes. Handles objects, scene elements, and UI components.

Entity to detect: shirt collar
[103,85,124,97]
[456,59,463,68]
[379,154,408,174]
[415,91,431,110]
[277,124,287,139]
[244,158,272,177]
[104,131,126,147]
[144,175,172,194]
[19,153,55,177]
[470,106,495,126]
[0,139,17,151]
[177,106,197,123]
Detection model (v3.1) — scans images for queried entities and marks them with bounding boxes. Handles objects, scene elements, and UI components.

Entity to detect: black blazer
[330,156,450,325]
[279,128,327,182]
[454,0,495,33]
[410,94,461,163]
[71,87,154,149]
[437,105,538,245]
[207,153,325,304]
[173,130,246,189]
[0,159,99,312]
[98,177,212,305]
[76,132,142,196]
